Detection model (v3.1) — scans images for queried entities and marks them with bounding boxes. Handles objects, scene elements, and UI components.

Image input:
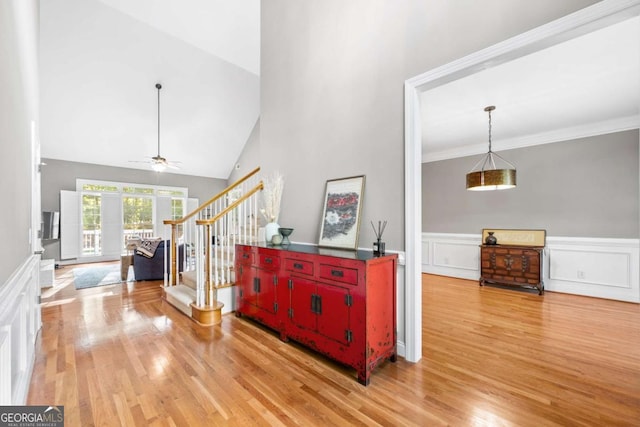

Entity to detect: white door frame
[403,0,640,363]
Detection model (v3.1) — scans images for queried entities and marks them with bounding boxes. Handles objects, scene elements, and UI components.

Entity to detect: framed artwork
[318,175,365,250]
[482,229,546,247]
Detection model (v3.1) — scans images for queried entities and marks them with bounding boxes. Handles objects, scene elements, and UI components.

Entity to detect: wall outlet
[443,257,449,265]
[577,270,586,280]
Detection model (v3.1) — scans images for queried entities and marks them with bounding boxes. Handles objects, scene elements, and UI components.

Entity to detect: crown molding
[422,115,640,163]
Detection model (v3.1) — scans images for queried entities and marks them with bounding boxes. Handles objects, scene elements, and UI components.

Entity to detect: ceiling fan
[131,83,181,172]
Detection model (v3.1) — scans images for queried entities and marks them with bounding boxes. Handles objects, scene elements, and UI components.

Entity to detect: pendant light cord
[156,83,161,157]
[490,107,491,153]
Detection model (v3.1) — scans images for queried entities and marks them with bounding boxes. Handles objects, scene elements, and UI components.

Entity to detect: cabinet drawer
[258,253,280,270]
[237,250,253,265]
[284,258,314,276]
[319,264,358,286]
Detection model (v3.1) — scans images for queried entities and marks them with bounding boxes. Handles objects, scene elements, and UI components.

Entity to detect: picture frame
[318,175,365,250]
[482,228,546,247]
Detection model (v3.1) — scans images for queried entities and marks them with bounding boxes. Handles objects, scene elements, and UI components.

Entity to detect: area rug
[73,265,122,289]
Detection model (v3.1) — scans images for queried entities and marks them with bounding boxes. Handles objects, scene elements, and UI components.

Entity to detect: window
[82,194,101,255]
[76,179,188,258]
[123,196,154,242]
[171,199,184,220]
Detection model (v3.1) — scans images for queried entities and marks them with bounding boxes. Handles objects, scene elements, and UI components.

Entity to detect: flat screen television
[42,211,60,240]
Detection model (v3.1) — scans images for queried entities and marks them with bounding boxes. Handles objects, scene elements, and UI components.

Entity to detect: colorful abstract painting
[318,176,365,250]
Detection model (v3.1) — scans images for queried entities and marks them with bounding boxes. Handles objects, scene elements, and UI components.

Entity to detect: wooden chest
[479,245,544,294]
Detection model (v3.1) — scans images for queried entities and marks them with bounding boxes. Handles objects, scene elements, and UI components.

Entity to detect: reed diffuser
[371,220,387,256]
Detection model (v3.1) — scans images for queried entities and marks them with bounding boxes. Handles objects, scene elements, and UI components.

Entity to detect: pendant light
[466,106,516,191]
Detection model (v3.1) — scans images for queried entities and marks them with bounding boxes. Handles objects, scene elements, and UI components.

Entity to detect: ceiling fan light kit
[130,82,180,173]
[466,106,517,191]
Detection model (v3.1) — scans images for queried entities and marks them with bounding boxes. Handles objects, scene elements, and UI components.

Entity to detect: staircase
[162,167,262,325]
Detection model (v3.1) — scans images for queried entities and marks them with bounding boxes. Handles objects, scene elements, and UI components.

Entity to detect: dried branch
[261,171,284,223]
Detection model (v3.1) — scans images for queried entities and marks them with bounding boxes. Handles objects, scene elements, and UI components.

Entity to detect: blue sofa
[133,240,184,281]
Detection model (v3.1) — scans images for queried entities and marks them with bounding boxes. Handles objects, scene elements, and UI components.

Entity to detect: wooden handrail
[164,166,261,225]
[195,182,264,226]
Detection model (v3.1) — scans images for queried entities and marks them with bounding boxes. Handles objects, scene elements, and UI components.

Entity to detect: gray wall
[228,119,260,184]
[260,0,599,251]
[422,130,640,238]
[0,0,39,285]
[40,158,227,261]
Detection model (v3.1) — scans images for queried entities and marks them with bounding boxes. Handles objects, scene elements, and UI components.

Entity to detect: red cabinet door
[236,263,255,310]
[256,268,277,314]
[316,283,350,345]
[288,276,317,332]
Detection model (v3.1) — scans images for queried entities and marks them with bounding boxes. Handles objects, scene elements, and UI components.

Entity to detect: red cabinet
[287,275,351,345]
[235,244,397,385]
[235,245,281,330]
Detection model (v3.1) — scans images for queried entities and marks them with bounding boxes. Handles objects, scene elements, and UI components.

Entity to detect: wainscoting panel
[0,255,41,404]
[422,233,481,280]
[422,233,639,303]
[546,237,639,302]
[549,249,630,288]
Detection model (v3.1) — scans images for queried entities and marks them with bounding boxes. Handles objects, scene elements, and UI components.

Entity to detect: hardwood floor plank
[28,265,640,426]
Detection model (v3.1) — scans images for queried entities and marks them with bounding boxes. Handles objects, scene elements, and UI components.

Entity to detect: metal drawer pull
[242,253,250,259]
[293,263,304,269]
[331,269,344,278]
[265,257,273,264]
[504,255,513,270]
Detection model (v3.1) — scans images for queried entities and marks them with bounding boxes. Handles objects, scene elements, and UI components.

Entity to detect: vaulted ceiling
[39,0,260,179]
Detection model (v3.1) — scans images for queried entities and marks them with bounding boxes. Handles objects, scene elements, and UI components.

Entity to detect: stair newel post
[170,223,178,286]
[213,220,219,287]
[195,223,203,307]
[204,223,212,306]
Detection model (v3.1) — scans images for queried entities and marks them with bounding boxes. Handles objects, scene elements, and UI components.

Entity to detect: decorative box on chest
[479,229,546,295]
[235,243,398,386]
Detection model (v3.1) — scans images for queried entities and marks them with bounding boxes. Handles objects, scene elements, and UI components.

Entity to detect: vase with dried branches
[260,171,284,243]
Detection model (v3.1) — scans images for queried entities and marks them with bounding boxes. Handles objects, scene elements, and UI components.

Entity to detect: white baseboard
[422,233,640,303]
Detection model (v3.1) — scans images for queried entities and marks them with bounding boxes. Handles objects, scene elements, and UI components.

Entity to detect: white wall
[0,0,39,285]
[0,0,41,404]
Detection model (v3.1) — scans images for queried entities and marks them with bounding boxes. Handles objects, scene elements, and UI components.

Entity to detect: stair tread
[165,285,196,306]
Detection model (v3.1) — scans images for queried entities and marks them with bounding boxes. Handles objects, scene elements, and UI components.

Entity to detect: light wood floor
[28,264,640,426]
